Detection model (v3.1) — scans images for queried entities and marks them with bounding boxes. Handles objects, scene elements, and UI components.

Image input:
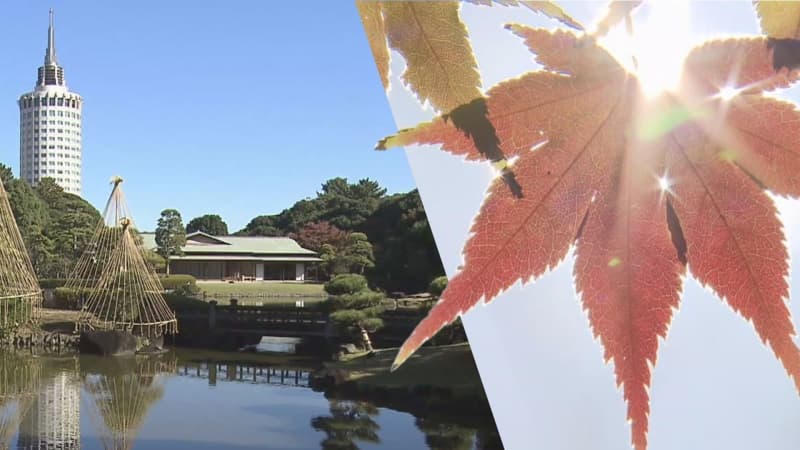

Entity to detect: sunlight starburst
[600,0,692,98]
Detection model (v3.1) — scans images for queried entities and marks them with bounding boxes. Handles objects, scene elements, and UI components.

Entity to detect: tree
[4,176,51,275]
[34,177,63,206]
[237,215,283,236]
[325,274,385,351]
[0,164,13,185]
[317,178,385,230]
[339,233,374,274]
[319,243,345,278]
[236,177,388,236]
[359,190,444,293]
[155,209,186,275]
[143,249,166,273]
[186,214,229,236]
[289,221,347,253]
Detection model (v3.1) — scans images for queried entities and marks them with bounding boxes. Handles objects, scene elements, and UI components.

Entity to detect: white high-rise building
[18,9,83,196]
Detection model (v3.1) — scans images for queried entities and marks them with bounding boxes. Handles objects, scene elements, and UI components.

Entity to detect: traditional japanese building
[140,231,322,281]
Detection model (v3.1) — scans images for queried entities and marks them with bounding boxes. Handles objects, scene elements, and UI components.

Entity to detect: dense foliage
[1,165,101,279]
[2,166,442,295]
[324,274,385,347]
[360,190,443,293]
[324,273,369,296]
[237,177,444,292]
[186,214,229,236]
[155,209,186,275]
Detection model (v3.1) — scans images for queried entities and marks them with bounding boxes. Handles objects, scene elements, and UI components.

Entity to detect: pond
[0,349,503,449]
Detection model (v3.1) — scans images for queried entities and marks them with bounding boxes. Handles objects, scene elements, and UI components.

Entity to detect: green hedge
[53,287,90,310]
[39,279,68,289]
[158,275,197,290]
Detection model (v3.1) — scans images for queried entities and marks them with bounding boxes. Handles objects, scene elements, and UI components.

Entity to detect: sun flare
[599,0,693,98]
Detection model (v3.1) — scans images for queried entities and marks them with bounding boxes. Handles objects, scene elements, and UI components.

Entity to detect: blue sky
[0,1,414,232]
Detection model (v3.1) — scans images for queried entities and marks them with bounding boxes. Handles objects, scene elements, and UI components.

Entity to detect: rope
[71,181,177,337]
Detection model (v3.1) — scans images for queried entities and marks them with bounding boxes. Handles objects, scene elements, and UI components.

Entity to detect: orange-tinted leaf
[379,29,623,156]
[383,23,800,450]
[666,123,800,392]
[722,95,800,197]
[574,126,685,450]
[682,37,799,94]
[356,1,390,90]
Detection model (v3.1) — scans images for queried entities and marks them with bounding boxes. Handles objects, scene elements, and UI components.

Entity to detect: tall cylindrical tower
[18,9,84,196]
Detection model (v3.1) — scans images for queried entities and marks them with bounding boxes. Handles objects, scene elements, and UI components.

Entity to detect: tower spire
[45,8,57,65]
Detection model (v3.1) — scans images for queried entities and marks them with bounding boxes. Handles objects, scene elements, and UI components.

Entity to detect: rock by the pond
[80,330,137,356]
[137,336,167,354]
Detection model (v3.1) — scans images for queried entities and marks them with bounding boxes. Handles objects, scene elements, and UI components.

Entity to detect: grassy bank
[199,282,326,297]
[320,343,483,396]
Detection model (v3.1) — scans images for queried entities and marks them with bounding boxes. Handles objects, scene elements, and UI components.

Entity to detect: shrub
[330,310,384,335]
[39,279,67,289]
[53,287,90,310]
[324,274,368,296]
[329,291,385,310]
[428,276,448,297]
[158,275,198,291]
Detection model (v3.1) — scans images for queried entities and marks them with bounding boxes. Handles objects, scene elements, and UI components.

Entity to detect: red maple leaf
[383,26,800,450]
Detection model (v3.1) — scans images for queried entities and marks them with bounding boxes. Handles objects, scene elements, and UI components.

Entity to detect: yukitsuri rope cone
[71,177,177,338]
[83,355,177,450]
[0,179,42,332]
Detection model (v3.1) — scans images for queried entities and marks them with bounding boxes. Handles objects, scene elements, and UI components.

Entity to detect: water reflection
[18,364,81,449]
[311,400,381,449]
[415,418,475,450]
[1,353,41,449]
[0,352,502,449]
[81,355,177,450]
[178,360,311,388]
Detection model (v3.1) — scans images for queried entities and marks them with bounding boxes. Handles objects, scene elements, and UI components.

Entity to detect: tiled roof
[139,231,318,257]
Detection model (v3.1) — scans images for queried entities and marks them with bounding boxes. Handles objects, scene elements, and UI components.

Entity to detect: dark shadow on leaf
[768,38,800,72]
[444,98,523,198]
[666,199,687,266]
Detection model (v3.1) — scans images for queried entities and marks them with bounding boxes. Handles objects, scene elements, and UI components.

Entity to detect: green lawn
[199,282,327,298]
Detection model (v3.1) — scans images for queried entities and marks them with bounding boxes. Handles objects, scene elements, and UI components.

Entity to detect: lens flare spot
[718,148,737,162]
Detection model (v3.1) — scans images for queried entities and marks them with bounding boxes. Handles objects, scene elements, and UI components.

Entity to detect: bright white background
[380,2,800,449]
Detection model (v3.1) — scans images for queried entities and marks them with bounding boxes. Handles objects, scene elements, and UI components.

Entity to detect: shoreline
[309,343,497,422]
